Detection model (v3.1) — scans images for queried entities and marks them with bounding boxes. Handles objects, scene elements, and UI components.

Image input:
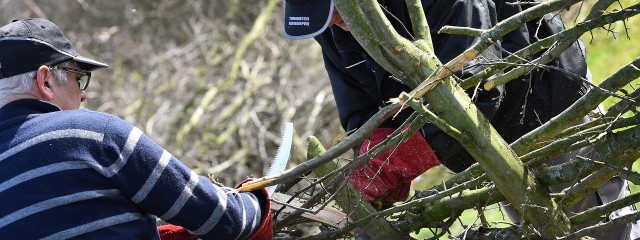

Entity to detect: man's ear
[35,65,54,101]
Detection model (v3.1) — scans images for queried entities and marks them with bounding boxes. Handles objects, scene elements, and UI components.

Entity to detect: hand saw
[264,122,294,196]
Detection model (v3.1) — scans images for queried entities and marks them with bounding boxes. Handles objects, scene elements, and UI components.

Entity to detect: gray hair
[0,61,71,96]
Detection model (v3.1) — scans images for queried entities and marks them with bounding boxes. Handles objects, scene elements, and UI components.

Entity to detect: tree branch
[403,0,584,100]
[557,126,640,209]
[483,4,640,90]
[512,57,640,155]
[459,0,619,89]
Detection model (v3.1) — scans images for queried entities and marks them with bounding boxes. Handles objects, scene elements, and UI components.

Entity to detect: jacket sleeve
[98,118,267,240]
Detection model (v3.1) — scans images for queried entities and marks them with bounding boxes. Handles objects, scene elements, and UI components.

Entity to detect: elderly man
[0,18,271,239]
[284,0,639,238]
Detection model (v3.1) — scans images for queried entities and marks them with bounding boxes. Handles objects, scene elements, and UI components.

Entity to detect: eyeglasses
[50,66,92,90]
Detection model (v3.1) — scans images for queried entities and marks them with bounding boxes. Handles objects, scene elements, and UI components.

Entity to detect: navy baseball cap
[284,0,334,40]
[0,18,108,79]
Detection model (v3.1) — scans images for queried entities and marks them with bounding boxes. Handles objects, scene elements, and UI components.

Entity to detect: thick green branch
[419,78,574,237]
[404,0,431,41]
[404,0,435,55]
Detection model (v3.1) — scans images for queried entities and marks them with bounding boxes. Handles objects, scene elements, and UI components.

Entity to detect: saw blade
[265,122,294,195]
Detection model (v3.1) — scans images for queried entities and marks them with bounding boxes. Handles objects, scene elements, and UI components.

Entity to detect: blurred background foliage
[2,0,638,238]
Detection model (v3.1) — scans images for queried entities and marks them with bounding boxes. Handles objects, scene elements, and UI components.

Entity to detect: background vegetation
[2,0,638,238]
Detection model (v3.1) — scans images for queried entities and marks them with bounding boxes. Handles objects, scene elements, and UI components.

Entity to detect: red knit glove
[158,224,197,240]
[349,128,440,204]
[237,179,273,240]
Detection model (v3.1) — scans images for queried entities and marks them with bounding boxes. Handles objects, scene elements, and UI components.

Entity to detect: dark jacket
[314,0,588,172]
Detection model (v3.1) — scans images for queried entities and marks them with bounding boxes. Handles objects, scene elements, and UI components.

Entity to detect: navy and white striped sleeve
[95,117,263,239]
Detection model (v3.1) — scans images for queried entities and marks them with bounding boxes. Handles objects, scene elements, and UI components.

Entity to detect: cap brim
[284,0,334,40]
[73,55,108,71]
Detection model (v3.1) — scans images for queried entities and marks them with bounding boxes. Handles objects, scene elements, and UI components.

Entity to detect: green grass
[411,1,640,238]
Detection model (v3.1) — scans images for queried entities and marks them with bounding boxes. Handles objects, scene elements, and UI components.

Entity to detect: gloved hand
[349,128,440,206]
[158,179,273,240]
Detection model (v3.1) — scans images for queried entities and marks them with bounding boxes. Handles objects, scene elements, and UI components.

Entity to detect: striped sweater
[0,99,264,239]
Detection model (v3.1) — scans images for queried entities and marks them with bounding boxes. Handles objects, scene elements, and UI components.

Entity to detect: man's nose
[80,91,87,102]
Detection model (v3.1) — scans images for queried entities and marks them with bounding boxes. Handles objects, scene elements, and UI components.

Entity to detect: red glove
[158,224,197,240]
[349,128,440,204]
